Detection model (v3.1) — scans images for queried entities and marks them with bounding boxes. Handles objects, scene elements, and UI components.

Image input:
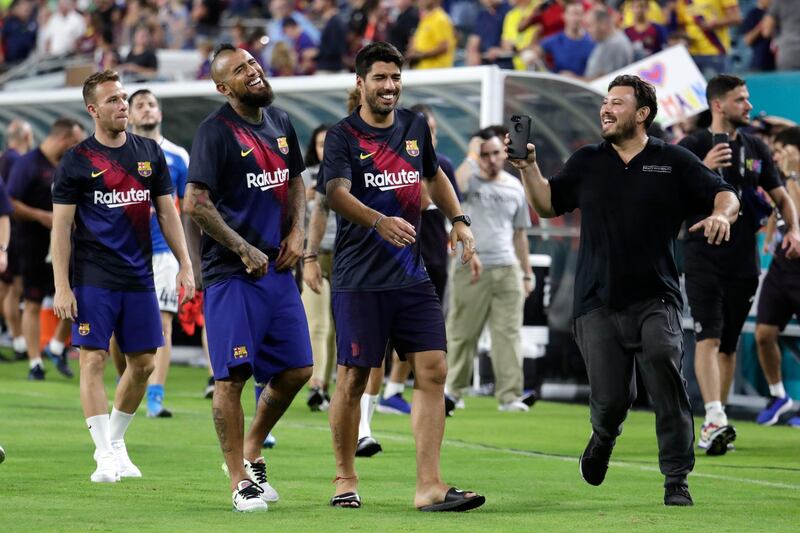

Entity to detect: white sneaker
[245,457,279,502]
[91,452,120,483]
[498,400,530,412]
[111,440,142,478]
[233,480,268,512]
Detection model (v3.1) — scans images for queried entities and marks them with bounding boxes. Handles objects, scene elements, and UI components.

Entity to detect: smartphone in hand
[712,132,729,146]
[507,114,532,160]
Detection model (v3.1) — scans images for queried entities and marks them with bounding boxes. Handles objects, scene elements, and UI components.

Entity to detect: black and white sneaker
[204,377,215,399]
[307,387,329,411]
[27,364,45,381]
[245,457,279,502]
[232,480,268,512]
[355,436,382,457]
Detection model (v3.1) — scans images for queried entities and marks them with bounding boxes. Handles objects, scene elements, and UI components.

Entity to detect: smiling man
[509,74,739,506]
[323,41,483,512]
[51,70,195,484]
[183,44,312,513]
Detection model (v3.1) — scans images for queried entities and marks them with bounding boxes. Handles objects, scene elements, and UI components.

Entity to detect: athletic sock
[358,394,379,440]
[12,336,26,353]
[86,414,113,457]
[109,408,135,442]
[768,382,787,399]
[47,339,65,356]
[29,358,43,369]
[383,381,405,400]
[704,401,726,426]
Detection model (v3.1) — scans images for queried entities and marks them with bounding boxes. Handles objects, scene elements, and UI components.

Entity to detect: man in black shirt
[679,75,800,456]
[510,74,738,506]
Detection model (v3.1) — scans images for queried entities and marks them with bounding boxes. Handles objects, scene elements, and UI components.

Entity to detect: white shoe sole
[91,472,120,483]
[758,399,794,426]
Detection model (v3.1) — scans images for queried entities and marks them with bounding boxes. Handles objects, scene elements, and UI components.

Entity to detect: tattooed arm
[183,182,269,278]
[327,177,416,248]
[302,191,330,293]
[274,175,305,271]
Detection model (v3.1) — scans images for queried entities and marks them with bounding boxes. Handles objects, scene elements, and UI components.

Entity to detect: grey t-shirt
[584,30,635,79]
[304,165,337,252]
[769,0,800,70]
[461,171,530,268]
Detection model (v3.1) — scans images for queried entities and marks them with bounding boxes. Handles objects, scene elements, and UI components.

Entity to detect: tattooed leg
[212,378,247,490]
[243,366,312,460]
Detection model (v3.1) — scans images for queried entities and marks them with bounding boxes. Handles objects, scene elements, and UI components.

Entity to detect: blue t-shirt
[52,134,173,291]
[0,148,21,183]
[472,3,513,69]
[541,31,595,76]
[7,148,56,252]
[150,137,189,255]
[323,107,438,292]
[187,103,305,287]
[0,179,12,216]
[741,7,775,71]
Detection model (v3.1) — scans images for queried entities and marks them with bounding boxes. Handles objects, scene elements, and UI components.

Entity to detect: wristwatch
[452,214,471,227]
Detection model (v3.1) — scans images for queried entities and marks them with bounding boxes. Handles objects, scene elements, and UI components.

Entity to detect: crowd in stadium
[0,0,798,80]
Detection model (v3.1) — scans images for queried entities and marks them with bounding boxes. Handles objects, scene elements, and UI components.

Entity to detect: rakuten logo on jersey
[364,170,420,191]
[94,188,151,208]
[246,168,290,191]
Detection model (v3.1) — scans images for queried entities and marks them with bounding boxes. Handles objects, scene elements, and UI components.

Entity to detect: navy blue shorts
[332,280,447,368]
[73,286,164,353]
[204,269,313,384]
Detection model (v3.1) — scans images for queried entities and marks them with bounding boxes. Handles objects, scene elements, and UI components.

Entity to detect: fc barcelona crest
[137,161,152,177]
[406,140,419,157]
[78,323,90,336]
[277,137,289,155]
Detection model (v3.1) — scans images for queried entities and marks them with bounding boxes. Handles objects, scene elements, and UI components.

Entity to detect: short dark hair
[128,88,156,107]
[355,41,403,78]
[212,43,236,61]
[304,123,330,168]
[410,103,432,122]
[474,126,501,141]
[82,70,120,105]
[50,117,83,137]
[608,74,658,128]
[282,16,298,29]
[706,74,746,103]
[775,126,800,151]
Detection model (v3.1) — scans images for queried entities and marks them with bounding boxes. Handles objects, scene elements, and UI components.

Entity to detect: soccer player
[183,44,312,513]
[323,41,484,512]
[679,75,800,454]
[8,118,85,380]
[512,74,738,506]
[0,119,34,362]
[128,88,190,418]
[51,70,195,483]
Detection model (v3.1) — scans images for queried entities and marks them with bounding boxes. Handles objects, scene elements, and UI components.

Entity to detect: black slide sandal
[330,492,362,508]
[417,487,486,512]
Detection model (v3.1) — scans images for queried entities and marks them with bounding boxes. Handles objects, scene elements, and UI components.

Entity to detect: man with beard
[679,75,800,455]
[127,89,190,417]
[183,44,312,513]
[323,41,484,512]
[510,74,738,506]
[51,70,195,483]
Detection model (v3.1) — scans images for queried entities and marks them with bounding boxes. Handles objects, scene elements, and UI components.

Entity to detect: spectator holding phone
[679,74,800,456]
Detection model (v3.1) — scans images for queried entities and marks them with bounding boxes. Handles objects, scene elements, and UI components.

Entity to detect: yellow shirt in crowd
[676,0,739,56]
[502,0,540,71]
[621,0,666,26]
[412,7,457,69]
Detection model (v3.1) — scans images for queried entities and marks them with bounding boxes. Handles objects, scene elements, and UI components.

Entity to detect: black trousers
[574,298,695,485]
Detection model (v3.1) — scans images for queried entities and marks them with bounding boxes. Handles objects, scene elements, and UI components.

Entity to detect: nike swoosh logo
[91,169,108,178]
[359,151,376,160]
[241,147,255,157]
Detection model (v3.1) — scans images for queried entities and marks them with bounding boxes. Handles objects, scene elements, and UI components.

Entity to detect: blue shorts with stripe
[332,280,447,368]
[72,286,164,353]
[204,268,313,384]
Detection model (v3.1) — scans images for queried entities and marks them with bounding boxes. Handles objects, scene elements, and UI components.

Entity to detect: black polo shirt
[679,129,780,279]
[549,137,735,318]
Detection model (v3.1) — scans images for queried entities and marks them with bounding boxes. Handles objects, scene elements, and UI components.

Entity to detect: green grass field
[1,357,798,532]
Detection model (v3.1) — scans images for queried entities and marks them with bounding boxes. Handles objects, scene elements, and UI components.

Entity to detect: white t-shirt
[40,10,86,56]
